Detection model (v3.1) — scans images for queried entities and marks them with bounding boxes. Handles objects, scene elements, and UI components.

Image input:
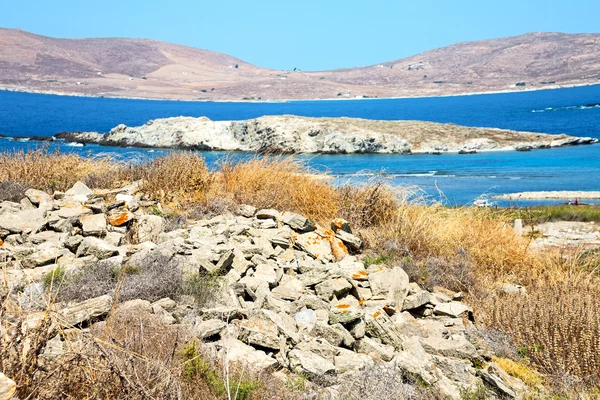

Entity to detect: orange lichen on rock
[335,304,351,309]
[352,270,368,279]
[108,211,134,226]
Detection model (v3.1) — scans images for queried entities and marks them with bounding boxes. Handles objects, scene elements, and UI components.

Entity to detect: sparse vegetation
[3,148,600,397]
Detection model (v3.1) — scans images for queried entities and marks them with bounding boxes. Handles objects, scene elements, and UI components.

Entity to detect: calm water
[1,86,600,205]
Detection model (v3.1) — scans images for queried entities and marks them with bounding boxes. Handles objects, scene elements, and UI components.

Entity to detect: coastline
[494,191,600,200]
[1,81,599,104]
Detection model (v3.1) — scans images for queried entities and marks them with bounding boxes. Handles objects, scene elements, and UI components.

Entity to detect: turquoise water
[1,86,599,205]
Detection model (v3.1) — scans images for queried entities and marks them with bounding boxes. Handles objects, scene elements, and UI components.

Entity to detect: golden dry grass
[0,146,120,192]
[217,156,341,222]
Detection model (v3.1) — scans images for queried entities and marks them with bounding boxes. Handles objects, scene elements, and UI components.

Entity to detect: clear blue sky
[2,0,599,71]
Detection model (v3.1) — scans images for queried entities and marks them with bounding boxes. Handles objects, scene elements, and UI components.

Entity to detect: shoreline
[1,82,599,104]
[494,191,600,200]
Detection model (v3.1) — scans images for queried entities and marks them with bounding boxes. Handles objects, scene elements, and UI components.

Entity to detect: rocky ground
[0,181,533,399]
[56,115,598,154]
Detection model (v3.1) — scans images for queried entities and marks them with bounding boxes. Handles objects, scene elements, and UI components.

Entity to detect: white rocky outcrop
[58,115,598,154]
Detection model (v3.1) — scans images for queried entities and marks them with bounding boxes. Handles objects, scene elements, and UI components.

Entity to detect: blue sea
[1,86,599,206]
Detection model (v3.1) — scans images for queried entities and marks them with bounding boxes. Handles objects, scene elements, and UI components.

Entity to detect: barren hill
[1,28,599,100]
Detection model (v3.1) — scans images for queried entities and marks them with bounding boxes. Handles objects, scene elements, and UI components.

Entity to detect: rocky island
[57,115,598,154]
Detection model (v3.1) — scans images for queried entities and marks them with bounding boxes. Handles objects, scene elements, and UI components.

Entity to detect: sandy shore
[494,191,600,200]
[2,82,599,103]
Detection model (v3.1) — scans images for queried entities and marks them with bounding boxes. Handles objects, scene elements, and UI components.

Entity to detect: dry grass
[218,156,340,222]
[363,205,539,291]
[0,146,121,192]
[482,277,600,390]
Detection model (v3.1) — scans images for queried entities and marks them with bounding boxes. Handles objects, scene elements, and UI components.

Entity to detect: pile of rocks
[0,182,528,399]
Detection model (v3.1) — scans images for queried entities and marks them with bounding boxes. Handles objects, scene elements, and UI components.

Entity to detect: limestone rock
[368,266,410,308]
[137,215,164,243]
[295,231,334,261]
[59,295,112,327]
[289,349,336,376]
[76,237,118,259]
[355,337,395,362]
[256,209,280,220]
[433,302,472,318]
[80,213,107,237]
[0,207,46,234]
[364,308,405,350]
[281,211,315,232]
[239,314,281,350]
[25,188,53,208]
[329,296,363,324]
[108,211,135,227]
[0,372,16,400]
[315,277,352,301]
[64,181,93,203]
[334,348,373,374]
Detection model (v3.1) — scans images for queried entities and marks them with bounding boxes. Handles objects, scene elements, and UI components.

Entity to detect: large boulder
[368,266,410,309]
[0,208,46,234]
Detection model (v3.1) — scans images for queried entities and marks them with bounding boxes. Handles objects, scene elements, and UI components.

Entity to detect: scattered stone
[355,337,395,362]
[368,266,410,308]
[108,211,135,226]
[64,181,93,203]
[137,215,164,243]
[281,211,315,232]
[256,209,280,220]
[315,278,352,301]
[80,213,107,237]
[76,237,118,259]
[500,283,527,295]
[289,349,336,376]
[0,372,16,400]
[295,231,334,261]
[433,302,472,318]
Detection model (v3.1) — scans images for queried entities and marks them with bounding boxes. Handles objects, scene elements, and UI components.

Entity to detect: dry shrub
[130,152,215,203]
[367,205,539,289]
[482,277,600,390]
[57,252,184,303]
[0,146,121,192]
[336,180,400,229]
[218,156,339,222]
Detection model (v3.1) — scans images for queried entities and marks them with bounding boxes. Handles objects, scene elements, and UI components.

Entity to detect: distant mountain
[1,28,599,100]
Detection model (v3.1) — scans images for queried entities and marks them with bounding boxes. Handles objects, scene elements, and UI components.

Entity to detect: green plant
[364,253,390,267]
[459,383,492,400]
[185,273,226,307]
[110,264,141,279]
[149,206,165,217]
[181,340,259,400]
[286,374,308,391]
[43,265,66,290]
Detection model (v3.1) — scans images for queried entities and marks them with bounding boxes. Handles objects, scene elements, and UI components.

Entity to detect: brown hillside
[1,28,599,100]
